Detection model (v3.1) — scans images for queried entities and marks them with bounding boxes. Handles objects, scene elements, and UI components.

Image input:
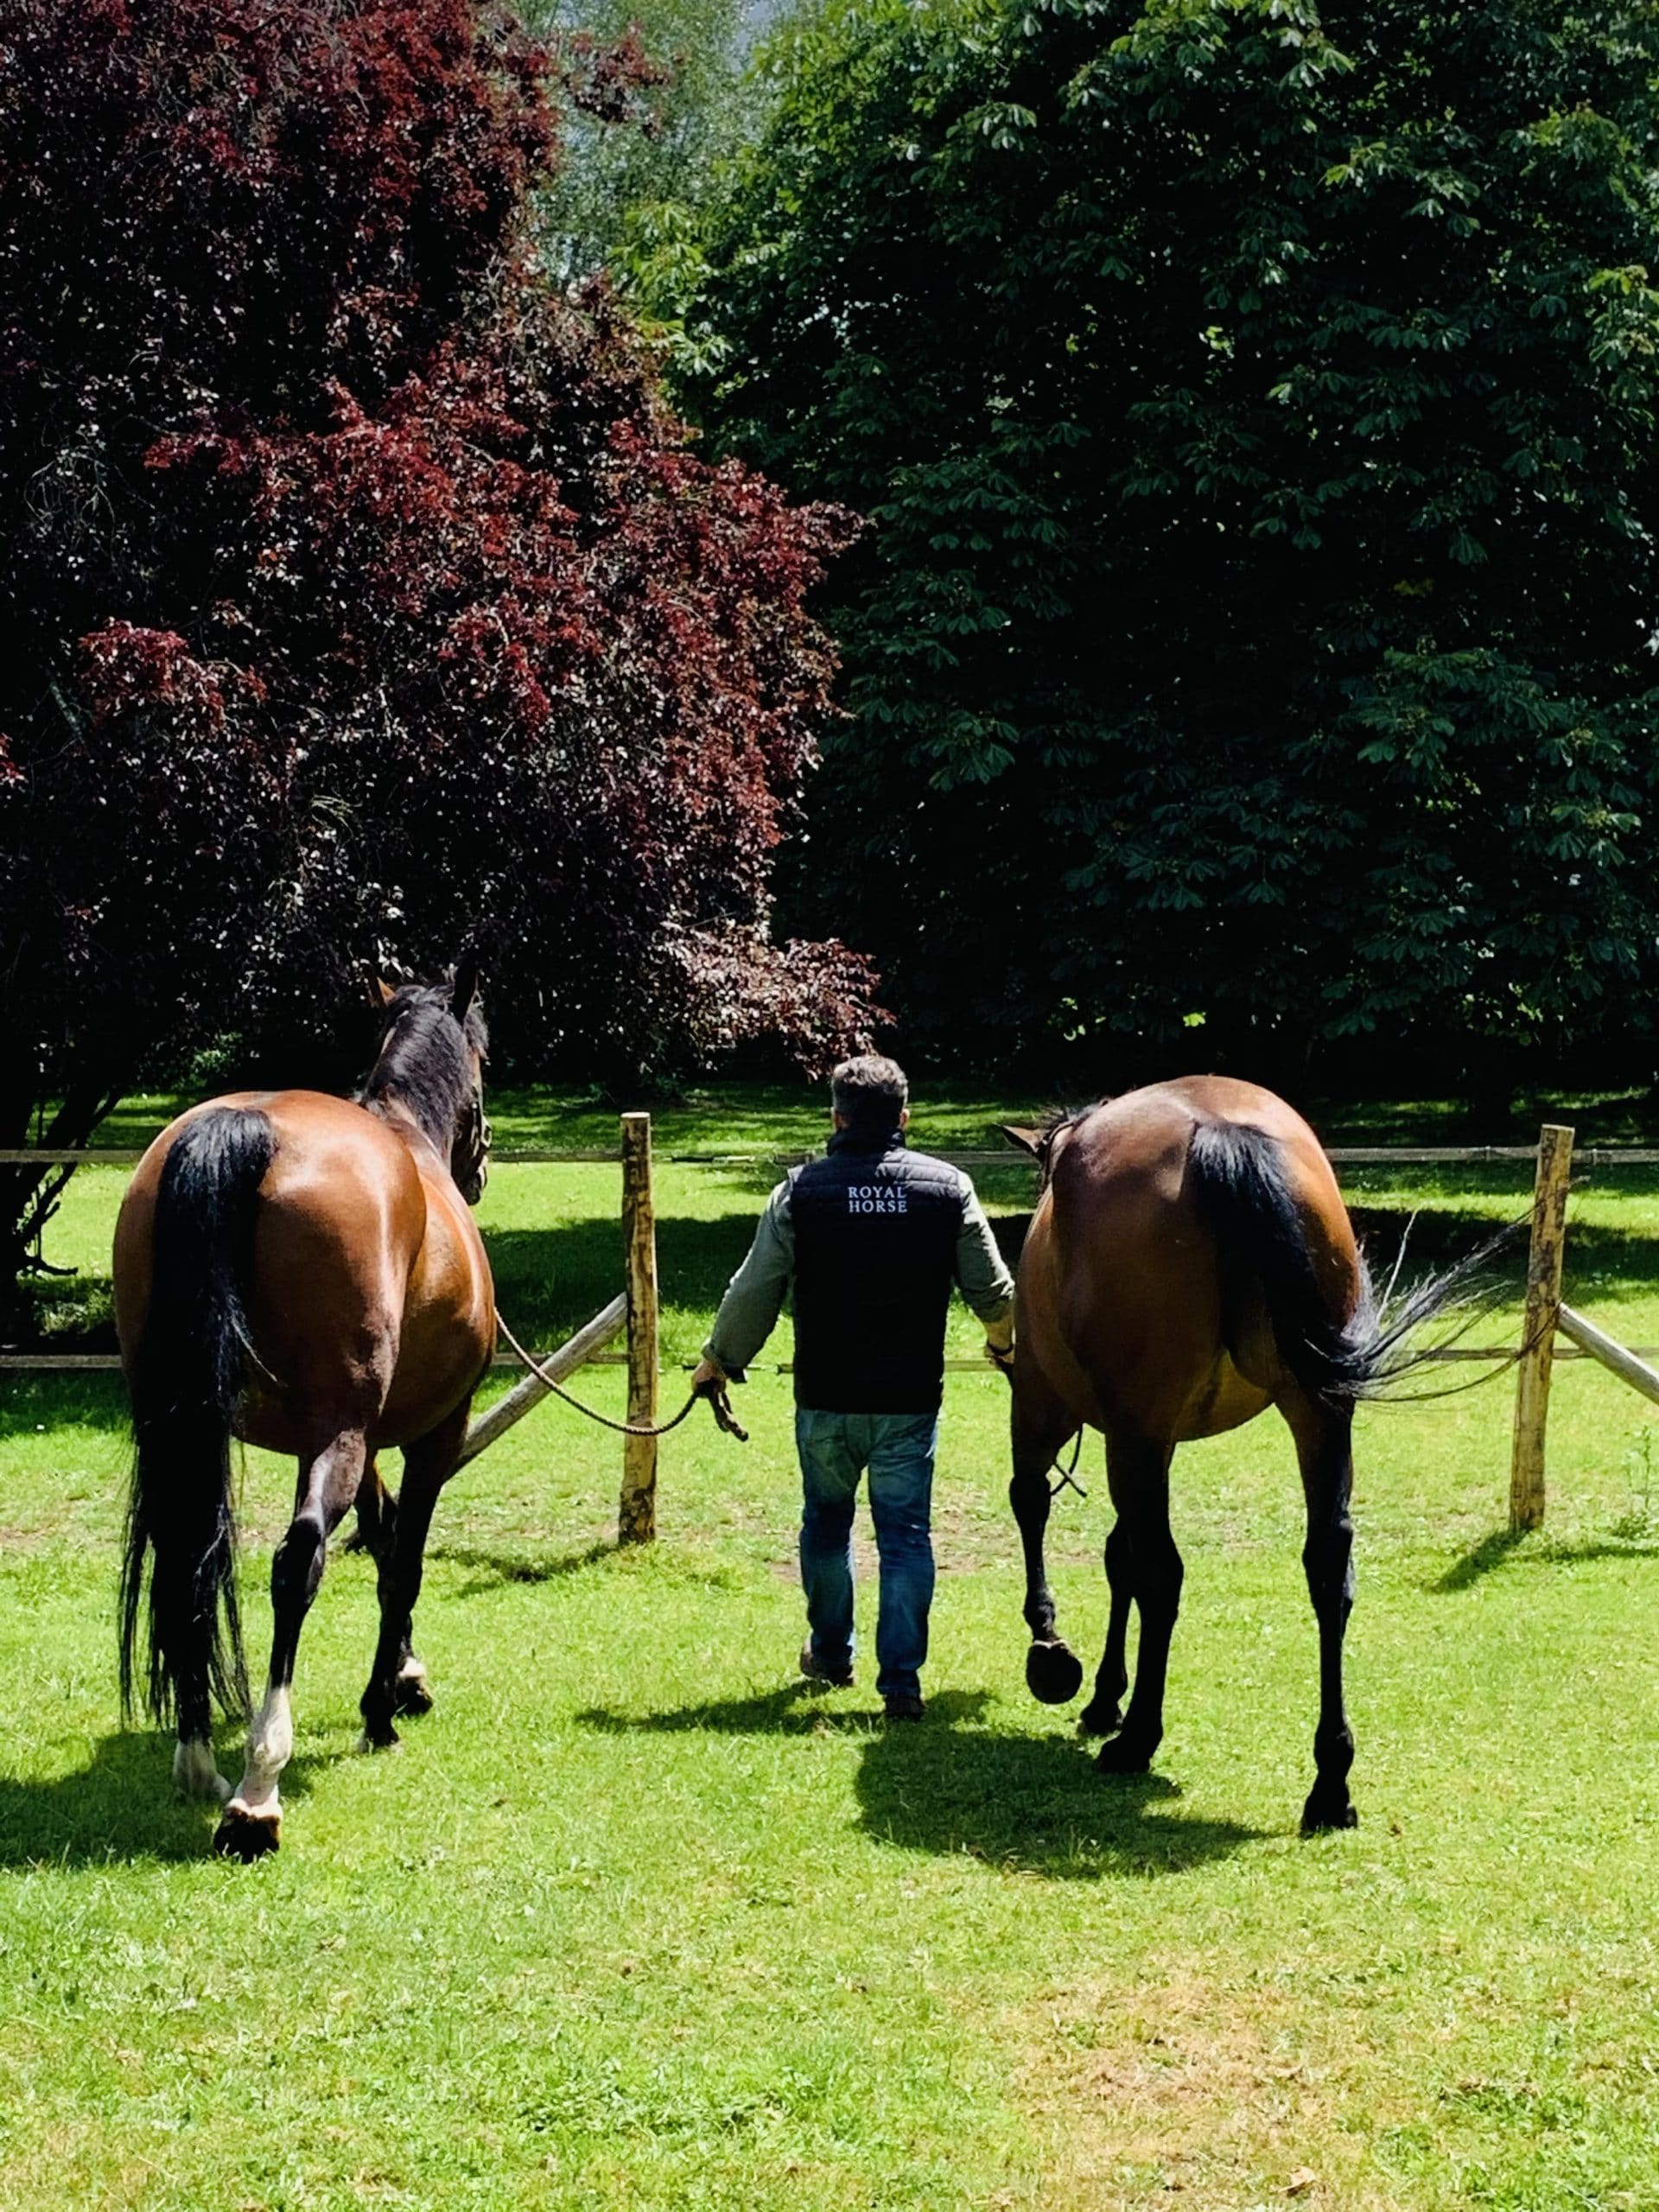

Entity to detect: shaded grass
[3,1089,1659,2206]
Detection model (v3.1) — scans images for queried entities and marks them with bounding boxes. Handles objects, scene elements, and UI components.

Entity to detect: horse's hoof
[1077,1699,1122,1738]
[212,1803,281,1861]
[1095,1732,1154,1776]
[1300,1787,1358,1834]
[1026,1640,1084,1705]
[392,1667,434,1718]
[356,1723,401,1754]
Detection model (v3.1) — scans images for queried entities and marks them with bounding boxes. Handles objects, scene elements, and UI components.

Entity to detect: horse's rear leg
[1285,1397,1358,1832]
[1079,1519,1133,1738]
[1096,1429,1179,1776]
[214,1431,365,1860]
[347,1458,425,1708]
[346,1454,396,1556]
[359,1405,467,1751]
[1010,1380,1084,1706]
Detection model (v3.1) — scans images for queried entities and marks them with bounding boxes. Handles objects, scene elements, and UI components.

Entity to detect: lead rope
[986,1344,1089,1500]
[1049,1427,1087,1502]
[494,1310,750,1443]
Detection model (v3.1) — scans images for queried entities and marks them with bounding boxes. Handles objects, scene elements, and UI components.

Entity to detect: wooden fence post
[619,1112,658,1544]
[1509,1122,1574,1532]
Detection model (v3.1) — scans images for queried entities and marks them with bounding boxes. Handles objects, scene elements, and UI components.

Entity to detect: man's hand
[984,1315,1014,1372]
[691,1356,727,1395]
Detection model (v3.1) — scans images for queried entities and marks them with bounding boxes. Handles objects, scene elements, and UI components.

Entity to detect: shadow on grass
[1432,1527,1529,1592]
[432,1539,741,1599]
[1431,1525,1659,1592]
[576,1684,1264,1878]
[486,1214,761,1349]
[0,1373,130,1441]
[0,1730,334,1867]
[1349,1201,1659,1282]
[433,1539,615,1595]
[579,1678,845,1739]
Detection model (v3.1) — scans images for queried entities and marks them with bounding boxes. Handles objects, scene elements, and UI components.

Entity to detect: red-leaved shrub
[0,0,877,1300]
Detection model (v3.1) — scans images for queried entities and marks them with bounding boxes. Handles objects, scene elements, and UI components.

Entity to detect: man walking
[691,1056,1015,1719]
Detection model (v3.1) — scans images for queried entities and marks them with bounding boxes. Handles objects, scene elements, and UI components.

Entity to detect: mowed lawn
[3,1088,1659,2209]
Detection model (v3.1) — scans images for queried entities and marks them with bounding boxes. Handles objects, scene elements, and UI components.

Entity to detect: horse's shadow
[576,1685,1264,1878]
[0,1729,333,1868]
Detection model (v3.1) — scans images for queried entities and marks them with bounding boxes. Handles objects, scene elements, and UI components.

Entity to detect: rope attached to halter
[495,1311,749,1443]
[986,1342,1089,1500]
[1048,1427,1087,1502]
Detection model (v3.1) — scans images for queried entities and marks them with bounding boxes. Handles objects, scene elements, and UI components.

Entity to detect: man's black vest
[787,1128,966,1413]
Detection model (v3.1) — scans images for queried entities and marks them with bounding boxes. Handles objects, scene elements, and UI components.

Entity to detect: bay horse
[113,962,494,1859]
[1006,1075,1488,1834]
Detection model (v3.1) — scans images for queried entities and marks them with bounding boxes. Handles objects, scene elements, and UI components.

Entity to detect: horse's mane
[359,982,488,1149]
[1042,1098,1111,1145]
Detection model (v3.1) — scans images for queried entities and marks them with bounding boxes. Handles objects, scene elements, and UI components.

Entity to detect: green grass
[4,1089,1659,2208]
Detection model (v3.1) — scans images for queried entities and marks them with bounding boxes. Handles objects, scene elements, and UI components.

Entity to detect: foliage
[688,0,1659,1077]
[527,0,754,290]
[0,0,877,1316]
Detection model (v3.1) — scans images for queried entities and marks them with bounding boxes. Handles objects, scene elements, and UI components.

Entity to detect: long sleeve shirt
[703,1141,1015,1401]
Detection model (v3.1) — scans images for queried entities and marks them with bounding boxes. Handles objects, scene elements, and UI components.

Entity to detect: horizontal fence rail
[0,1348,636,1372]
[1554,1302,1659,1410]
[9,1344,1656,1376]
[10,1143,1659,1170]
[7,1131,1659,1395]
[458,1294,628,1468]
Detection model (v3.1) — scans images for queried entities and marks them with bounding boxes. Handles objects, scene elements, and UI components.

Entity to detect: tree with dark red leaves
[0,0,875,1323]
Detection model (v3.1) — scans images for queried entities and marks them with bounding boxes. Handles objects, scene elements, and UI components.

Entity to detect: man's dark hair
[831,1053,908,1130]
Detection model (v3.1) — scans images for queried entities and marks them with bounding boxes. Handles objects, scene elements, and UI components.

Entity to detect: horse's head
[366,957,493,1204]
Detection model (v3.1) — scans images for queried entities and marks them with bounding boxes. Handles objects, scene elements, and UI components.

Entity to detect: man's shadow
[577,1684,1262,1878]
[0,1730,330,1867]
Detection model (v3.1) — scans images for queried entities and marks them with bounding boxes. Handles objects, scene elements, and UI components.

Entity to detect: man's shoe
[883,1694,925,1722]
[799,1642,854,1688]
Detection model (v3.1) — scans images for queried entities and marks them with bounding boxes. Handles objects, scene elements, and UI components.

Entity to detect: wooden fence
[9,1120,1659,1536]
[1,1118,664,1551]
[1504,1122,1659,1531]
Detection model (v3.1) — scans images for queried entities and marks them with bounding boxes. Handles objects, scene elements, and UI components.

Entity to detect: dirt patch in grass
[0,1509,85,1552]
[1012,1968,1413,2211]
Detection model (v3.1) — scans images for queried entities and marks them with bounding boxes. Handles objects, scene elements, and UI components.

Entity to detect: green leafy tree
[529,0,756,289]
[690,0,1659,1078]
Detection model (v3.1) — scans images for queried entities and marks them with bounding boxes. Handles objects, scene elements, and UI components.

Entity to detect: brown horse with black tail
[1006,1076,1501,1834]
[113,963,494,1859]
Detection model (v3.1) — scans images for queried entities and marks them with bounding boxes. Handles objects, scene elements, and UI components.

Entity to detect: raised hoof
[1095,1732,1154,1777]
[1077,1699,1122,1739]
[1026,1639,1084,1706]
[391,1669,434,1718]
[1301,1788,1359,1834]
[212,1804,281,1861]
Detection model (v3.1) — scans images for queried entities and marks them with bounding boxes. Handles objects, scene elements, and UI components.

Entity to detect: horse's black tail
[1186,1119,1518,1412]
[119,1106,274,1730]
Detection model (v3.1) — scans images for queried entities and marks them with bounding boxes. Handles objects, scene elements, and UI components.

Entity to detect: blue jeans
[796,1408,939,1700]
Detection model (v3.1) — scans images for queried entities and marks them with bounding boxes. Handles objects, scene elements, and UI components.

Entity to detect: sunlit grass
[3,1088,1658,2208]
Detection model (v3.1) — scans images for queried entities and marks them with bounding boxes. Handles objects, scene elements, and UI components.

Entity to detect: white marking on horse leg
[225,1682,293,1834]
[173,1736,231,1802]
[397,1655,428,1690]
